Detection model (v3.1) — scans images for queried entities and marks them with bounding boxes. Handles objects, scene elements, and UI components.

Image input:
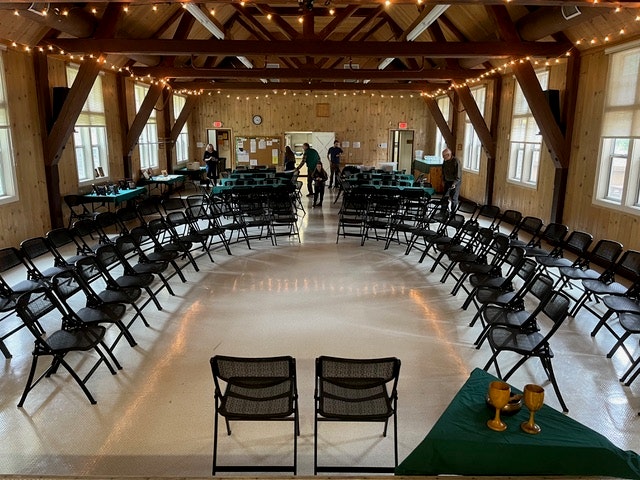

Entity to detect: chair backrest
[456,200,478,216]
[210,355,297,404]
[613,249,640,283]
[95,211,125,243]
[75,255,104,285]
[15,290,57,339]
[315,356,401,398]
[563,230,594,261]
[527,273,555,303]
[540,223,569,247]
[474,204,501,228]
[496,209,522,231]
[0,247,26,275]
[510,216,544,241]
[541,290,572,331]
[587,239,624,272]
[19,237,54,277]
[162,197,186,215]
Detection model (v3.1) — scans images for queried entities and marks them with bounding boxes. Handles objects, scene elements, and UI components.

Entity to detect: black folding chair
[314,355,401,474]
[210,355,299,475]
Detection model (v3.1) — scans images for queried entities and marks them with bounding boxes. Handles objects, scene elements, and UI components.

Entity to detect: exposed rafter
[48,38,573,58]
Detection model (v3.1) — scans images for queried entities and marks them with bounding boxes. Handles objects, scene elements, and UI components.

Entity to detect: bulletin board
[235,136,282,167]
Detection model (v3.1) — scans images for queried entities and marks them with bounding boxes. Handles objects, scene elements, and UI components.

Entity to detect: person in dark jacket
[311,162,329,207]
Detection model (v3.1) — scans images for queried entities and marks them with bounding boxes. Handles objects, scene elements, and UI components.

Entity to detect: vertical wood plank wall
[1,48,640,252]
[189,93,432,166]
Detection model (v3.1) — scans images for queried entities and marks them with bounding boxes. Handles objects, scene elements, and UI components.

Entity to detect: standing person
[442,147,462,212]
[295,142,321,197]
[284,145,296,171]
[311,162,329,207]
[327,140,343,189]
[203,143,219,187]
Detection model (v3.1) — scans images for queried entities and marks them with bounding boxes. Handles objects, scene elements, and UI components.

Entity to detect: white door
[311,132,335,164]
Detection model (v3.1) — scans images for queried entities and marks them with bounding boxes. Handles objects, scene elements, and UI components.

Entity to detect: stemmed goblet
[521,384,545,434]
[487,381,511,431]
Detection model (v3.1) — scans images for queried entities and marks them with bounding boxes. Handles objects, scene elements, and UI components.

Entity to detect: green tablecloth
[395,368,640,478]
[82,186,146,207]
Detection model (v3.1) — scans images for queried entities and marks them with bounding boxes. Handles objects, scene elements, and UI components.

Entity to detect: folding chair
[15,290,119,407]
[314,355,401,474]
[483,291,572,413]
[210,355,299,475]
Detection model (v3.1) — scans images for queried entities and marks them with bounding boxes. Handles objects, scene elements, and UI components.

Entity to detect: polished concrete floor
[0,188,639,477]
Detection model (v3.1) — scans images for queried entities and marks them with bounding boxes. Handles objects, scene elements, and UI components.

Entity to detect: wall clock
[252,114,263,125]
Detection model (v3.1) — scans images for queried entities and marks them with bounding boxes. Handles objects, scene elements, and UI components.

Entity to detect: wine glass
[487,381,511,431]
[521,384,545,434]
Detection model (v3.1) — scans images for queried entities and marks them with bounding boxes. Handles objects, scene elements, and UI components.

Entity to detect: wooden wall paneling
[189,92,429,168]
[0,50,50,247]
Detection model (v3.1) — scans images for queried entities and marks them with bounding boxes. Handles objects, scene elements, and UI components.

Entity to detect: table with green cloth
[142,174,186,195]
[395,368,640,479]
[82,186,147,209]
[175,166,205,188]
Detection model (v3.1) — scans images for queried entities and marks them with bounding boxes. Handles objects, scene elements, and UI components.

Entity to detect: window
[595,44,640,211]
[66,64,108,184]
[0,53,16,204]
[507,70,548,187]
[134,83,159,170]
[434,95,450,160]
[463,86,486,172]
[173,94,189,164]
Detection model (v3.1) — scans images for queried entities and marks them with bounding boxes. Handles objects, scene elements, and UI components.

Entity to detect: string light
[0,2,635,98]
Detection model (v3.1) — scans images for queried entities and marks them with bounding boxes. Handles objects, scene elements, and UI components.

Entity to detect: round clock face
[252,114,263,125]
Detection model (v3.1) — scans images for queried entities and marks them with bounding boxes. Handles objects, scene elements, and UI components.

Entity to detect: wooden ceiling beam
[424,96,455,150]
[48,38,572,58]
[132,66,487,80]
[319,5,360,40]
[254,4,300,39]
[175,81,438,92]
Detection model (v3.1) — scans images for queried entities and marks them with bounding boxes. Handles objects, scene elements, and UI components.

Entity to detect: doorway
[284,131,334,177]
[389,130,414,173]
[207,128,233,171]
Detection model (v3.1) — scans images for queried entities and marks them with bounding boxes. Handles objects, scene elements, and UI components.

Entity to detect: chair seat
[558,266,600,281]
[619,312,640,333]
[318,379,392,420]
[484,307,531,327]
[537,256,574,269]
[476,288,517,306]
[99,287,142,304]
[132,262,168,275]
[603,296,640,312]
[45,326,107,352]
[76,304,127,323]
[488,327,546,354]
[581,280,628,296]
[114,274,154,289]
[219,377,296,419]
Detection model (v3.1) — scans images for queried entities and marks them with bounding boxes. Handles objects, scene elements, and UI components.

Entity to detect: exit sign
[213,121,223,128]
[398,122,408,129]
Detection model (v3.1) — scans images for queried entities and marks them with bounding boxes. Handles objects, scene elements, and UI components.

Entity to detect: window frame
[433,95,451,161]
[593,43,640,214]
[66,64,109,186]
[0,53,18,205]
[506,70,549,189]
[172,94,189,165]
[134,82,159,171]
[462,85,487,174]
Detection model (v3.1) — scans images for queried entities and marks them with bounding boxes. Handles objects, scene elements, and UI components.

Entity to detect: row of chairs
[210,355,401,475]
[395,199,640,411]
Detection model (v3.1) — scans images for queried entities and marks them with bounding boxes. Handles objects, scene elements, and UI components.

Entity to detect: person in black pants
[442,147,461,212]
[311,162,328,207]
[203,143,219,188]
